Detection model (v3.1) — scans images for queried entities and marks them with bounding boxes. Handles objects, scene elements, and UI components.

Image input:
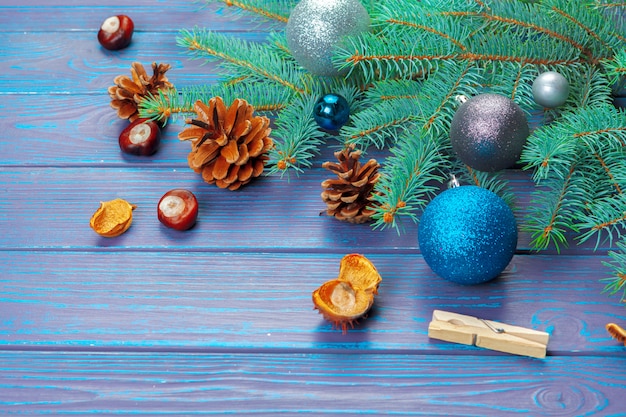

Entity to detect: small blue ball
[418,186,518,285]
[313,94,350,131]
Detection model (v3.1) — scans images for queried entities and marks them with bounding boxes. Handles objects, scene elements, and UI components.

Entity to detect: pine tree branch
[267,92,328,175]
[167,1,624,285]
[592,152,624,195]
[521,104,626,252]
[603,49,626,91]
[457,165,516,208]
[568,64,613,108]
[376,0,482,51]
[202,0,294,22]
[335,33,586,82]
[602,237,626,302]
[482,62,538,111]
[341,99,422,150]
[421,61,476,132]
[369,130,447,230]
[177,28,309,94]
[481,1,602,63]
[523,165,588,252]
[139,83,293,123]
[578,194,626,247]
[548,2,613,53]
[522,105,626,180]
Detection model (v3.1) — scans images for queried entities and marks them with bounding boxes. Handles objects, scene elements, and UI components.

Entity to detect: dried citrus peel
[90,198,136,237]
[312,254,382,333]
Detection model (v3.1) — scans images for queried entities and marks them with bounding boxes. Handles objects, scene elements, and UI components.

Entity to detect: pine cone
[179,97,273,190]
[321,145,381,223]
[108,62,173,122]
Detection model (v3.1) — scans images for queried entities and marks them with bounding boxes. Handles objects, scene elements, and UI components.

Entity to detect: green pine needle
[369,129,446,231]
[267,92,328,176]
[200,0,296,22]
[602,237,626,302]
[177,28,310,94]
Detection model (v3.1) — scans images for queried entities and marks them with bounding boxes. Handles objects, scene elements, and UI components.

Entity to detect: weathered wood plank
[0,166,606,253]
[1,251,623,352]
[0,2,276,32]
[0,166,417,251]
[0,95,195,165]
[0,31,269,94]
[1,351,625,416]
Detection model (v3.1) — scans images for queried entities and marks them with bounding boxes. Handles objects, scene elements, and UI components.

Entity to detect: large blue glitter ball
[313,93,350,131]
[418,186,518,285]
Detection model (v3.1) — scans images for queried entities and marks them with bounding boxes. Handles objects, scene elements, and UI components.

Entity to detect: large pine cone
[179,97,273,190]
[108,62,173,122]
[321,145,380,223]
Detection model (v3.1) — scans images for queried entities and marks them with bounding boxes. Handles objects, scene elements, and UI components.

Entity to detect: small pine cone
[108,62,173,122]
[321,145,381,223]
[178,97,274,190]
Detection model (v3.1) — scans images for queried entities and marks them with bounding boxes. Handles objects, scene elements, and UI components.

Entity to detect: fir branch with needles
[603,238,626,303]
[177,28,310,94]
[204,0,297,22]
[135,0,626,301]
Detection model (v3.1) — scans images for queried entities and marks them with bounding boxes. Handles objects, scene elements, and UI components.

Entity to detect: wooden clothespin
[428,310,550,359]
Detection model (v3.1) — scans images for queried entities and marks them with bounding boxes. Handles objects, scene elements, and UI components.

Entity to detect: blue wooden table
[1,1,625,415]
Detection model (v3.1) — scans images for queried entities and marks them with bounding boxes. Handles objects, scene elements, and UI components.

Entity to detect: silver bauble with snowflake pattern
[286,0,370,77]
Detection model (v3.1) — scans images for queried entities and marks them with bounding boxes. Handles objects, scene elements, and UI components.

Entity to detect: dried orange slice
[90,198,136,237]
[312,254,382,333]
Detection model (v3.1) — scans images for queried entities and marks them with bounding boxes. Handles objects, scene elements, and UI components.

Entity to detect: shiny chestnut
[98,15,134,50]
[158,189,199,231]
[118,118,160,156]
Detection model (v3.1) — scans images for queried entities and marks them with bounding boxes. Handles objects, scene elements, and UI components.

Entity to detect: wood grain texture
[1,251,623,353]
[1,351,625,416]
[1,0,625,415]
[0,166,608,253]
[0,2,278,32]
[0,32,269,94]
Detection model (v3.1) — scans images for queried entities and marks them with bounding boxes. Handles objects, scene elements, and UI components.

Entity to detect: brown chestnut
[158,189,199,231]
[98,15,134,50]
[118,118,160,156]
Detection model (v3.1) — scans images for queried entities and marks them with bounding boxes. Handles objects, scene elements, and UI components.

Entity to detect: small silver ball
[286,0,370,77]
[532,71,570,108]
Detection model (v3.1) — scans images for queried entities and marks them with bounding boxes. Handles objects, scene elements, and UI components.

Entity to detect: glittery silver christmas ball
[532,71,570,108]
[286,0,370,77]
[449,93,529,172]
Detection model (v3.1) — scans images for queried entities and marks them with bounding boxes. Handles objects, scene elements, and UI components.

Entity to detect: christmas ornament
[313,254,382,333]
[118,118,161,156]
[285,0,370,77]
[98,15,134,50]
[90,198,136,237]
[108,62,173,122]
[321,144,380,223]
[157,189,198,231]
[178,97,273,190]
[449,93,529,172]
[418,186,518,285]
[313,93,350,131]
[532,71,570,108]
